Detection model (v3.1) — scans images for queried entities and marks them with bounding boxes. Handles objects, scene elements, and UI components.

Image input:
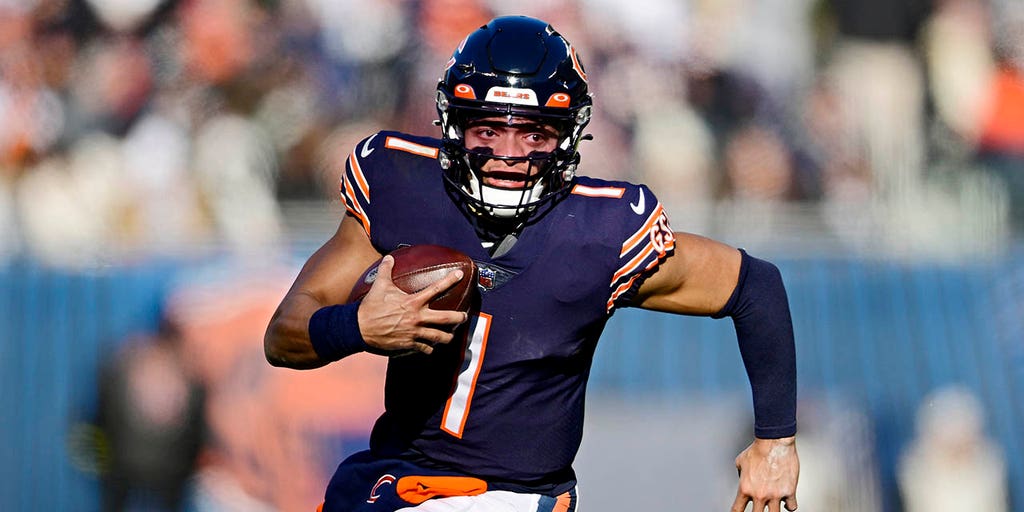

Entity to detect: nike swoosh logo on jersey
[630,189,646,215]
[361,134,377,158]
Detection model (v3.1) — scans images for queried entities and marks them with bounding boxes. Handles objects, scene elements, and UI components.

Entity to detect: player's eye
[525,132,553,146]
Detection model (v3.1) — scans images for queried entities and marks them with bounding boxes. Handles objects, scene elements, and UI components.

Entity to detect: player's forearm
[264,293,333,369]
[714,250,797,438]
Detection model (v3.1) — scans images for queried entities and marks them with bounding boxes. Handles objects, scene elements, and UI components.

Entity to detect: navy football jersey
[340,130,675,488]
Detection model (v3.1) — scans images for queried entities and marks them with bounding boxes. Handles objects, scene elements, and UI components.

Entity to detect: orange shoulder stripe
[607,228,676,311]
[607,274,640,311]
[621,203,663,257]
[611,242,656,285]
[347,151,371,201]
[607,253,667,311]
[341,163,370,236]
[571,184,625,198]
[385,136,439,158]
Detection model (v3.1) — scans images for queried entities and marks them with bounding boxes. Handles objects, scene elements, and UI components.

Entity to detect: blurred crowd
[84,269,390,511]
[0,0,1023,267]
[5,2,1013,509]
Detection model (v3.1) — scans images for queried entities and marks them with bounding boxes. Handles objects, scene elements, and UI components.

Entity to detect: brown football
[347,245,478,313]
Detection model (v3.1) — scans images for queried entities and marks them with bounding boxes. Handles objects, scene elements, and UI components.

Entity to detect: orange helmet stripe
[570,46,587,82]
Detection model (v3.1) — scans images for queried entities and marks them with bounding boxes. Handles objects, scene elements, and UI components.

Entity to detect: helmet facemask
[437,101,591,221]
[439,110,587,220]
[461,147,556,219]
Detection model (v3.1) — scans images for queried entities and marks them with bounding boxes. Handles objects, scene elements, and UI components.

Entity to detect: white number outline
[441,313,492,438]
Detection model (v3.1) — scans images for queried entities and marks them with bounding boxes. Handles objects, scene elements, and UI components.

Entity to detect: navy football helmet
[436,16,593,221]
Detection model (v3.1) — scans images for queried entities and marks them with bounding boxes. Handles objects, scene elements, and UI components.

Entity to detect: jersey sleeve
[606,184,676,311]
[339,132,382,237]
[340,131,443,242]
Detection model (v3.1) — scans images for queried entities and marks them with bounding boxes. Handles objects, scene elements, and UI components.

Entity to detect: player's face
[463,117,559,189]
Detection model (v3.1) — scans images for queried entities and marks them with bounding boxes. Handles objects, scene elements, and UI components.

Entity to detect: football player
[265,15,799,512]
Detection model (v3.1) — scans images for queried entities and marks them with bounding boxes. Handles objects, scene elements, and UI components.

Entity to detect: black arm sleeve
[713,250,797,438]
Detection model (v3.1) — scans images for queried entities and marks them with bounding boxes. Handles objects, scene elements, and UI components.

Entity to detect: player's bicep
[633,232,741,316]
[286,214,381,308]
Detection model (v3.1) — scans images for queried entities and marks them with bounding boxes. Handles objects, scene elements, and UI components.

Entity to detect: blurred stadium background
[0,0,1022,511]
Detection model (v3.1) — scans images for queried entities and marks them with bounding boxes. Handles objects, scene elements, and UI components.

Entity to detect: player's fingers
[731,492,750,512]
[421,309,468,327]
[783,495,798,511]
[754,499,768,512]
[768,498,782,512]
[416,327,456,346]
[412,269,465,304]
[409,341,434,355]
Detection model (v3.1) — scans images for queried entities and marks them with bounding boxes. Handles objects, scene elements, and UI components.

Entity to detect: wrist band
[308,303,369,361]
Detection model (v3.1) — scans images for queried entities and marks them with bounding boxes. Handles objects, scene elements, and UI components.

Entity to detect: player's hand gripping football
[356,255,469,355]
[732,436,799,512]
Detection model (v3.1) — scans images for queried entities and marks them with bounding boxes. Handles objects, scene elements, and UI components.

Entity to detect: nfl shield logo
[478,267,496,290]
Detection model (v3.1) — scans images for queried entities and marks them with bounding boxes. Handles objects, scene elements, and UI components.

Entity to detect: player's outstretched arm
[633,232,799,511]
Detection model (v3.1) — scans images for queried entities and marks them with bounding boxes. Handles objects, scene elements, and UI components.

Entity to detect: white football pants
[395,489,578,512]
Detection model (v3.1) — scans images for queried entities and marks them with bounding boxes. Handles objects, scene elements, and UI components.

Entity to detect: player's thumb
[371,255,397,291]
